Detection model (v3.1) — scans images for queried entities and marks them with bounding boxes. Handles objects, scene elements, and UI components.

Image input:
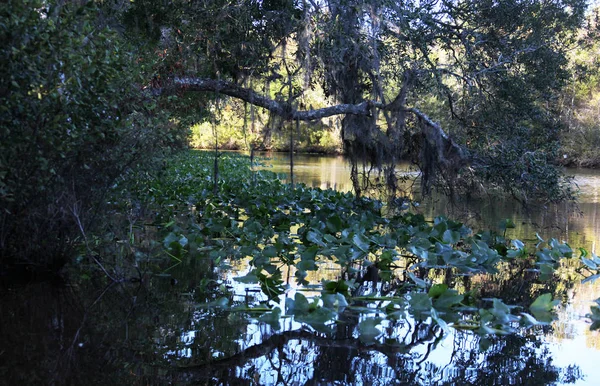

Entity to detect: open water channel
[1,152,599,385]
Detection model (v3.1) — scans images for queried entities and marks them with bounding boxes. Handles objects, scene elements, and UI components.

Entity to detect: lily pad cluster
[123,150,600,343]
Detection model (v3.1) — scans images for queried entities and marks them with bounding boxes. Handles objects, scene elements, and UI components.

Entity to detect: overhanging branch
[174,77,286,116]
[407,107,467,166]
[172,76,374,120]
[167,76,469,164]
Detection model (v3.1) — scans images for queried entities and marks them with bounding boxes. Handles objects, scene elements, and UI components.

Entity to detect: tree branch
[407,107,467,166]
[171,76,373,120]
[173,77,286,116]
[167,76,469,165]
[175,325,439,372]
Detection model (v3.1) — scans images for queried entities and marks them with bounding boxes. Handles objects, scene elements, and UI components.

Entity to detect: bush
[0,0,184,269]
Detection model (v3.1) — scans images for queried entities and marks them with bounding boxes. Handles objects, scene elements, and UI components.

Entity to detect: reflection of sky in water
[166,256,600,384]
[547,280,600,385]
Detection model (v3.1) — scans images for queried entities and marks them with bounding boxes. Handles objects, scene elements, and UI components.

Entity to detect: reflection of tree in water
[0,276,584,385]
[0,279,137,385]
[0,257,249,385]
[435,333,582,386]
[175,315,582,385]
[166,261,584,385]
[0,252,585,385]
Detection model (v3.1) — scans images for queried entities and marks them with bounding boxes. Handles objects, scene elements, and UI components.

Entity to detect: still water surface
[262,152,599,255]
[1,152,599,385]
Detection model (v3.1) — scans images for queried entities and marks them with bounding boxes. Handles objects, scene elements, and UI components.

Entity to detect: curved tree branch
[407,107,468,167]
[165,76,470,165]
[173,77,286,116]
[171,76,374,121]
[175,325,439,372]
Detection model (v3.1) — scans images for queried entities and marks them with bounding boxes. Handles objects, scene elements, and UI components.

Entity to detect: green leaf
[307,230,326,247]
[530,293,559,312]
[262,245,278,258]
[296,259,317,272]
[479,337,492,351]
[323,234,337,243]
[529,293,559,323]
[258,307,282,330]
[442,229,459,244]
[428,283,448,298]
[434,289,464,309]
[511,239,524,249]
[352,233,371,252]
[539,264,555,282]
[409,292,432,313]
[300,245,319,261]
[286,292,310,315]
[234,272,259,283]
[358,318,382,344]
[297,307,334,333]
[322,293,348,310]
[407,271,428,288]
[323,279,350,296]
[163,232,179,249]
[499,219,515,230]
[326,215,343,232]
[581,257,598,270]
[582,274,600,284]
[489,299,512,325]
[519,312,539,327]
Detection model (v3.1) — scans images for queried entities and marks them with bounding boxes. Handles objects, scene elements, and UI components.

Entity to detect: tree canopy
[2,3,600,381]
[120,0,590,202]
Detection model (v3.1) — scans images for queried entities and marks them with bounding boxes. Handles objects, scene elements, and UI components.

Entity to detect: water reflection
[260,151,600,254]
[171,316,579,385]
[2,261,589,384]
[254,151,600,385]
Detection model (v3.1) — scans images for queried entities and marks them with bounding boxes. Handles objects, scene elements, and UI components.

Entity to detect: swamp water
[1,152,599,385]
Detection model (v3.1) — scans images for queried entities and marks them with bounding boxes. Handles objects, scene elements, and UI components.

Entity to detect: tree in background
[2,0,591,272]
[560,5,600,166]
[121,0,589,203]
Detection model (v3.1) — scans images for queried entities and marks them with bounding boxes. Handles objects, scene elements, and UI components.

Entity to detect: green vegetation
[560,7,600,167]
[2,0,600,382]
[0,0,186,268]
[99,150,599,343]
[190,99,343,153]
[119,0,596,202]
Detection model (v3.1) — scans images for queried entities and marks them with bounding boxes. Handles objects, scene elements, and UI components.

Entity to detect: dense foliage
[2,1,599,383]
[111,151,600,344]
[2,0,597,269]
[0,0,186,267]
[560,6,600,166]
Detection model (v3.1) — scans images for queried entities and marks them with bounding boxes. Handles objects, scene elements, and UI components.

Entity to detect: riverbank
[192,143,344,155]
[190,118,344,155]
[559,153,600,169]
[196,144,600,169]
